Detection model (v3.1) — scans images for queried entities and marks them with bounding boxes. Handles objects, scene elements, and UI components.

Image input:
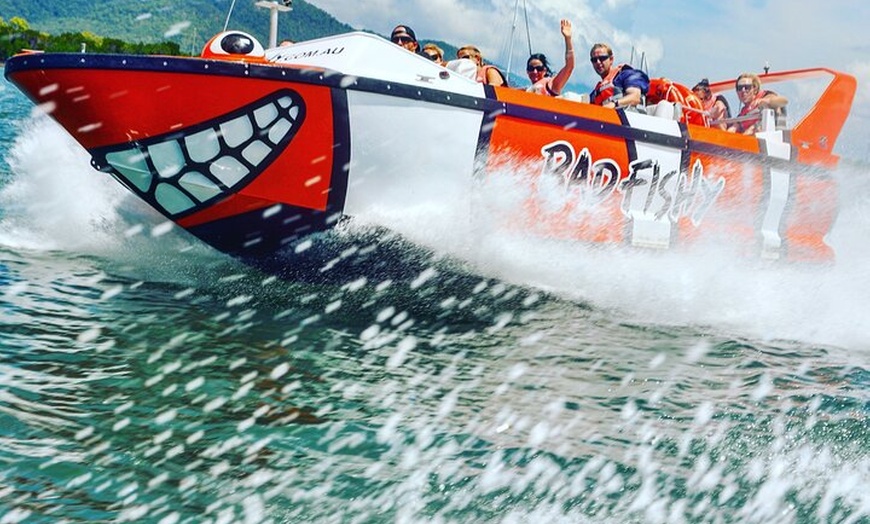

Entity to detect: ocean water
[0,74,868,524]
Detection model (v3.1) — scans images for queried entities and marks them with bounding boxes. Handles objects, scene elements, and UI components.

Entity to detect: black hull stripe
[5,53,826,177]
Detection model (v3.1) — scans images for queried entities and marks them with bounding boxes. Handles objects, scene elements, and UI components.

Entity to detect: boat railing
[707,67,857,152]
[708,108,777,132]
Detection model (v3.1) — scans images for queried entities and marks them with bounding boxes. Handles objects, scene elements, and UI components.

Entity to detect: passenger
[422,43,446,66]
[526,19,575,97]
[728,72,788,134]
[390,25,425,57]
[692,78,731,130]
[457,45,509,87]
[588,43,649,109]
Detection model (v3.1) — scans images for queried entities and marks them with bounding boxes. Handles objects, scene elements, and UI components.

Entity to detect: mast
[506,0,533,82]
[255,0,292,48]
[506,0,521,80]
[523,0,532,57]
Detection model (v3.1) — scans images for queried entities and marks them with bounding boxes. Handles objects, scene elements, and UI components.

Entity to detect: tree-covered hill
[0,17,183,58]
[0,1,526,87]
[0,0,353,53]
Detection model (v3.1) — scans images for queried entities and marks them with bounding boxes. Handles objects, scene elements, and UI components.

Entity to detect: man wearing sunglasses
[588,43,649,110]
[390,25,424,56]
[728,72,788,134]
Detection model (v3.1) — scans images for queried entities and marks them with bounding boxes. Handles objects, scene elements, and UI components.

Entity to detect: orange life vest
[736,89,768,133]
[590,64,625,105]
[701,96,716,112]
[477,64,508,87]
[527,76,558,96]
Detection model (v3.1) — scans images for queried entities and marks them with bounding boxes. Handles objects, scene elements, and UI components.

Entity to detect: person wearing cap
[390,25,425,57]
[692,78,731,130]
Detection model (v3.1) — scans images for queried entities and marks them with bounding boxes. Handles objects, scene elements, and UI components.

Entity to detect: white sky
[307,0,869,102]
[306,0,870,159]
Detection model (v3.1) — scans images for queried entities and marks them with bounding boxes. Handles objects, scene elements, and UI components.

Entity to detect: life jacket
[478,64,509,87]
[736,89,786,133]
[738,88,790,132]
[590,64,625,105]
[701,96,716,112]
[736,90,763,132]
[702,94,731,125]
[527,76,558,96]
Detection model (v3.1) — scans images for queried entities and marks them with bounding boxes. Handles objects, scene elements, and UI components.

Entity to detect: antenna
[223,0,237,31]
[255,0,292,48]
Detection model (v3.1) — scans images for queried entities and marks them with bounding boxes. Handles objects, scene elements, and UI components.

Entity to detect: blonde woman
[728,72,788,134]
[422,43,445,66]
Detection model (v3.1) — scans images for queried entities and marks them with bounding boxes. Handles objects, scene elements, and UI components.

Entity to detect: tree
[8,16,29,32]
[1,16,185,60]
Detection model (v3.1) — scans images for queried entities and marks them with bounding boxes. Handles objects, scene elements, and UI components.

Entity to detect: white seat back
[649,100,681,120]
[446,59,478,81]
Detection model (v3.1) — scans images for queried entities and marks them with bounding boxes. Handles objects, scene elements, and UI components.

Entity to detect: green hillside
[0,1,561,89]
[0,0,353,52]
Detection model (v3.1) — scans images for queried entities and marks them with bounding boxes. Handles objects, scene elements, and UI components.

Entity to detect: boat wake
[0,115,228,282]
[3,116,870,351]
[0,115,142,252]
[325,155,870,352]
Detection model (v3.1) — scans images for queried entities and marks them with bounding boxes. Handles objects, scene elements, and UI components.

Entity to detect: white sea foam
[351,152,870,351]
[0,114,216,282]
[0,115,136,251]
[4,100,869,351]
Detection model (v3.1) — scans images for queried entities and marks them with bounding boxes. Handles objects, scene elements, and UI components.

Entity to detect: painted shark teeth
[99,91,304,217]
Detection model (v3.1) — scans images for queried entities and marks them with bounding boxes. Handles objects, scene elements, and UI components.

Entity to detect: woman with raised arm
[526,19,575,97]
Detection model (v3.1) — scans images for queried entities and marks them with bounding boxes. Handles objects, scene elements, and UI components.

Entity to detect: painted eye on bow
[201,31,266,61]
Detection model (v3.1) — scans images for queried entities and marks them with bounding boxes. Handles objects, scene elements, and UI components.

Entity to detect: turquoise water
[1,75,868,523]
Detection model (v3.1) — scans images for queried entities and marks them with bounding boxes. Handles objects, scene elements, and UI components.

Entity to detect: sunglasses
[425,52,440,62]
[736,84,754,91]
[590,55,611,63]
[392,36,414,44]
[458,54,474,60]
[527,65,546,72]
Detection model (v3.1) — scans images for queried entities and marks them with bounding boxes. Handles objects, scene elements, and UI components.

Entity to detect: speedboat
[4,30,857,265]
